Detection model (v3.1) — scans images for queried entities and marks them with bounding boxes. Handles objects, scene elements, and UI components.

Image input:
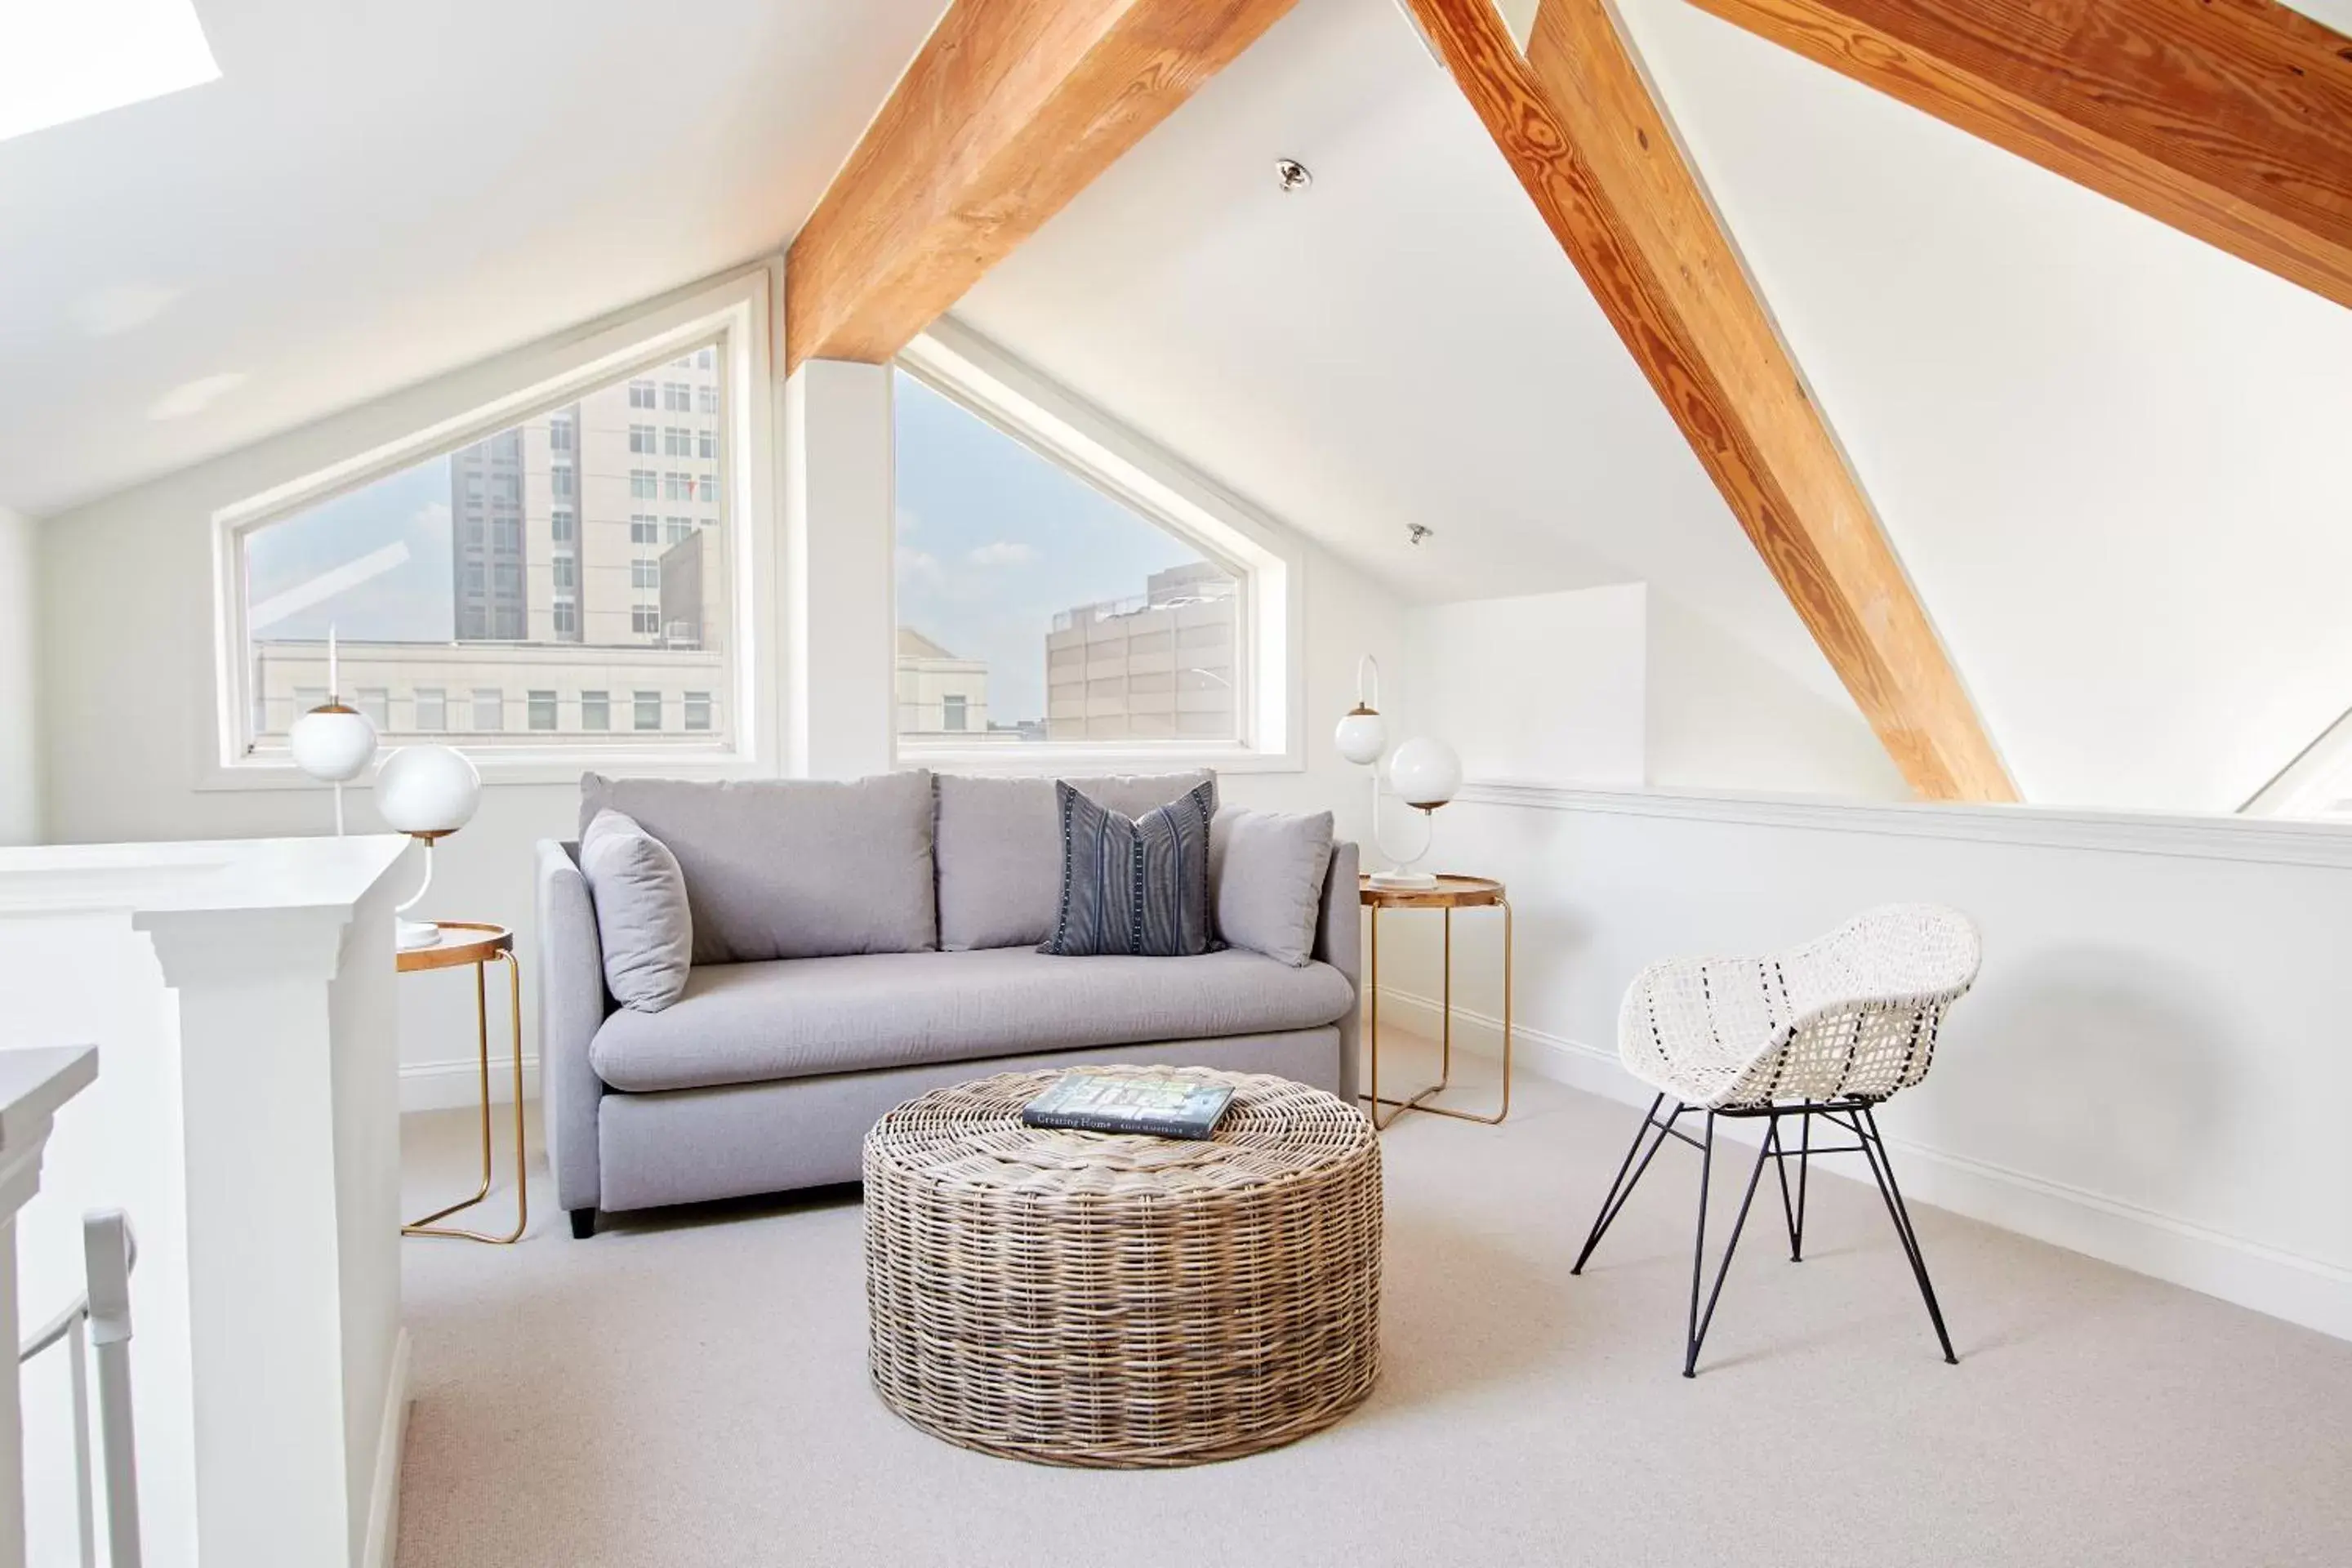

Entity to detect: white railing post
[84,1210,140,1568]
[0,1046,100,1568]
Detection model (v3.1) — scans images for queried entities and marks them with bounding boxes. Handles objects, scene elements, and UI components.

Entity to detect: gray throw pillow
[934,770,1214,951]
[1209,807,1336,967]
[1039,780,1219,957]
[579,810,693,1012]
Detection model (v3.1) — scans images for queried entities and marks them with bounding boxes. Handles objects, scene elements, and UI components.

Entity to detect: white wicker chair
[1573,904,1981,1377]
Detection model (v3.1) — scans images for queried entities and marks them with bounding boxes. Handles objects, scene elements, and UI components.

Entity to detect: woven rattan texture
[863,1067,1382,1468]
[1618,904,1982,1108]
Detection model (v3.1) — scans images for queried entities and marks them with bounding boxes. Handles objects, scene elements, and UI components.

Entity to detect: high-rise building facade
[1045,562,1237,742]
[447,345,728,653]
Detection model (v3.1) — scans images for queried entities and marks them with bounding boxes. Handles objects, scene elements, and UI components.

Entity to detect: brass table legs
[1365,899,1513,1129]
[403,947,528,1243]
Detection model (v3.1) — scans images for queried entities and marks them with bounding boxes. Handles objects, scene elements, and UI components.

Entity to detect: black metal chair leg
[1683,1112,1715,1378]
[1685,1116,1777,1378]
[1767,1113,1798,1260]
[1793,1109,1811,1261]
[1856,1106,1958,1364]
[1573,1094,1679,1275]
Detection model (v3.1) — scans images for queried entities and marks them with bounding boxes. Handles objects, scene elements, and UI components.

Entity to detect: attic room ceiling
[0,0,948,519]
[956,0,1870,728]
[961,0,2352,815]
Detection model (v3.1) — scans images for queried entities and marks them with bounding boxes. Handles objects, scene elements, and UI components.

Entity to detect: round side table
[1361,874,1513,1129]
[399,921,528,1244]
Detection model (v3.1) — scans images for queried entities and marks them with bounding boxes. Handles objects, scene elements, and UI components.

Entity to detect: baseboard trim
[1374,987,2352,1342]
[400,1055,540,1114]
[363,1328,411,1568]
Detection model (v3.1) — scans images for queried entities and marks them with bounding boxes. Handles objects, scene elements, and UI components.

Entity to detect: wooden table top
[1358,873,1504,910]
[394,920,514,973]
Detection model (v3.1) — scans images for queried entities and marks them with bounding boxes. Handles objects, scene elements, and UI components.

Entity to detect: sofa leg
[569,1207,597,1240]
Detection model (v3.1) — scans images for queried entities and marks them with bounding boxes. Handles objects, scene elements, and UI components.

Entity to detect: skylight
[0,0,220,145]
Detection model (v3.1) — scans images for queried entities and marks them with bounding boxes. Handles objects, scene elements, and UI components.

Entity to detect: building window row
[278,684,717,735]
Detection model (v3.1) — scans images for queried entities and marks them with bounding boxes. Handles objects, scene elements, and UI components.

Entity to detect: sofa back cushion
[580,770,936,962]
[934,770,1214,951]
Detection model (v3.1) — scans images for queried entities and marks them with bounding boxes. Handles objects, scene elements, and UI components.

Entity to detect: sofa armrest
[1316,840,1361,1105]
[536,839,611,1214]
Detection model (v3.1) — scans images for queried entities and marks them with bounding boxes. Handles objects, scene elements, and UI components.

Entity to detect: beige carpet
[394,1047,2352,1568]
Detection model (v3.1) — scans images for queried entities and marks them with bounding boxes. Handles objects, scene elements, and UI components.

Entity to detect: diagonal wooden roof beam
[785,0,1299,376]
[1684,0,2352,313]
[1402,0,2016,801]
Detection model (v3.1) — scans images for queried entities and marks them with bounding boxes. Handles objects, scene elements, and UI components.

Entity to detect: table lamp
[376,743,483,950]
[1334,655,1463,890]
[288,626,377,834]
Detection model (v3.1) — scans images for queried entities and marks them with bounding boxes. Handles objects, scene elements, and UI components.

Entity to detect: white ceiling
[0,0,946,518]
[956,0,1862,719]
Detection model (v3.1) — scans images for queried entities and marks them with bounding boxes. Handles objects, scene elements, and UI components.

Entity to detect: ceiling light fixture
[1275,158,1313,194]
[0,0,220,145]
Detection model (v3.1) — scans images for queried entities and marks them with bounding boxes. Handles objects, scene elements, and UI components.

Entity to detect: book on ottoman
[1020,1071,1235,1140]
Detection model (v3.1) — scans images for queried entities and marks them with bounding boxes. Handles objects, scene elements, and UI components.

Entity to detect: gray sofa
[537,770,1361,1236]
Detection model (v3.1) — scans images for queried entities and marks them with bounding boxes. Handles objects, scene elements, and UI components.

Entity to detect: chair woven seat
[1618,903,1981,1108]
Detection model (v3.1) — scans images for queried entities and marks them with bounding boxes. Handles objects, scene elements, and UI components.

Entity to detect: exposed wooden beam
[784,0,1299,376]
[1401,0,2016,801]
[1682,0,2352,312]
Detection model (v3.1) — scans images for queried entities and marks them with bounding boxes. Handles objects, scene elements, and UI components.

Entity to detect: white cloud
[896,506,921,537]
[899,548,941,578]
[966,541,1035,568]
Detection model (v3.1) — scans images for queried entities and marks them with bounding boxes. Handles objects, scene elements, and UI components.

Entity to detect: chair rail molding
[1452,779,2352,870]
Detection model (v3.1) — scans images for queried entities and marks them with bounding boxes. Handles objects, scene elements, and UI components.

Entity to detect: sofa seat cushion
[589,946,1356,1094]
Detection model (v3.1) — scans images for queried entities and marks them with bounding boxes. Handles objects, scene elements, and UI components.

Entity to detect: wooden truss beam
[785,0,1299,376]
[1685,0,2352,313]
[1402,0,2016,800]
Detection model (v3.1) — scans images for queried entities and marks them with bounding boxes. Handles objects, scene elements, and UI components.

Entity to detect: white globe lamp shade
[1388,737,1462,811]
[376,745,481,839]
[1334,706,1388,767]
[288,706,377,784]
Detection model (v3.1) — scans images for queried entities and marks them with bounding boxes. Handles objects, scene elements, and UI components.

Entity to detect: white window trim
[891,318,1306,775]
[203,265,778,789]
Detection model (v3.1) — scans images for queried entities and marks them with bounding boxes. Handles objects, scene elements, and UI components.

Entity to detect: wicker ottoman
[862,1067,1382,1468]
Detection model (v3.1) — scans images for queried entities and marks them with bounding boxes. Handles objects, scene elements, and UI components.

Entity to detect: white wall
[1373,785,2352,1339]
[35,277,1405,1105]
[0,506,38,844]
[1404,585,1646,787]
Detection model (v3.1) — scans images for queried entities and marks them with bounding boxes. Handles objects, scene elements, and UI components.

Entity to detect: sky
[893,369,1207,725]
[244,457,455,642]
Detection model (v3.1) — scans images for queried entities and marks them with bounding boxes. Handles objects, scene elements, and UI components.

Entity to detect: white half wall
[1371,785,2352,1339]
[0,506,38,844]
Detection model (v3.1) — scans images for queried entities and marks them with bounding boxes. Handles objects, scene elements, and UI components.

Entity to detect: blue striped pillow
[1039,779,1220,957]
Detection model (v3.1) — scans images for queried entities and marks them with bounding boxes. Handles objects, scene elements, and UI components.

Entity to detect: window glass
[891,368,1238,746]
[236,336,734,752]
[581,690,609,731]
[634,690,662,730]
[684,691,713,732]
